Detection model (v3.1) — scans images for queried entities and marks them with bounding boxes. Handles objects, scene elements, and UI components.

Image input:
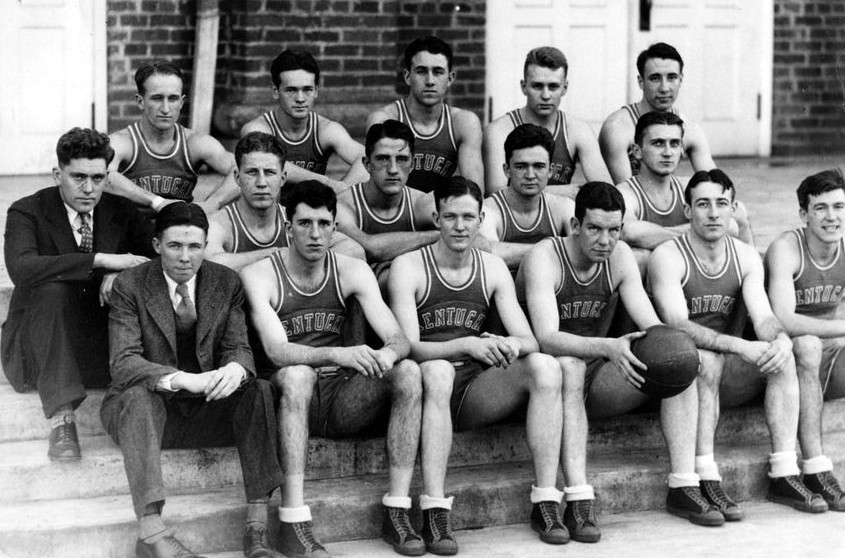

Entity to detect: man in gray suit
[102,203,285,558]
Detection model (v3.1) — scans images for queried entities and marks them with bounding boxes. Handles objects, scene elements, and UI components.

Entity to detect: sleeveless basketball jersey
[395,99,458,193]
[552,237,615,337]
[792,227,845,319]
[674,234,743,333]
[349,182,417,234]
[416,246,490,342]
[623,104,681,177]
[270,250,346,347]
[490,191,559,245]
[224,203,288,253]
[626,175,688,227]
[119,123,198,202]
[263,111,332,175]
[506,109,577,185]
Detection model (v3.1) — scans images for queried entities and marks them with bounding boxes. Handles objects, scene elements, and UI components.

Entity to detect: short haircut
[135,60,183,96]
[56,127,115,168]
[636,42,684,76]
[365,119,416,158]
[797,168,845,210]
[684,169,736,205]
[235,132,287,169]
[634,111,685,146]
[575,182,626,223]
[523,46,568,78]
[433,176,483,212]
[404,35,453,71]
[155,202,209,238]
[504,123,555,164]
[270,49,320,88]
[285,181,337,219]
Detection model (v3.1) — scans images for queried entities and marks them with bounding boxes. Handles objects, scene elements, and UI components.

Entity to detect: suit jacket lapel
[195,264,221,347]
[44,188,79,254]
[93,198,122,253]
[144,261,177,356]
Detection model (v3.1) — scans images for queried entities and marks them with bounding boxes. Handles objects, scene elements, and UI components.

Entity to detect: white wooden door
[630,0,772,156]
[485,0,630,133]
[0,0,107,175]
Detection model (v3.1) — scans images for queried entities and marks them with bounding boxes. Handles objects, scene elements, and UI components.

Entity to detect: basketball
[630,325,699,398]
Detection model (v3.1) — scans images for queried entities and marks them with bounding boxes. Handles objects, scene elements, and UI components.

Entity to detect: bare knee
[556,356,586,395]
[273,365,317,402]
[793,335,823,380]
[526,353,562,393]
[697,350,724,390]
[388,359,422,399]
[421,360,455,402]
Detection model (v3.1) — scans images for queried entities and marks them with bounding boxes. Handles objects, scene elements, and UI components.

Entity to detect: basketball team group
[5,34,845,558]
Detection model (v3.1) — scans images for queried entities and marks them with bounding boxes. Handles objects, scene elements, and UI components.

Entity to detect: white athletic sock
[382,494,412,509]
[419,495,454,511]
[695,454,722,482]
[530,485,564,504]
[278,505,311,523]
[768,451,801,479]
[802,455,834,475]
[564,485,595,502]
[50,409,75,429]
[667,472,701,489]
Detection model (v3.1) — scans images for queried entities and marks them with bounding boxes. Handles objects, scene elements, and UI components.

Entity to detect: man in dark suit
[101,203,285,558]
[2,127,154,459]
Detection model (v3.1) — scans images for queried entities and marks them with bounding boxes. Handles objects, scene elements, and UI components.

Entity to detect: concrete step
[2,436,844,558]
[206,501,845,558]
[7,380,845,446]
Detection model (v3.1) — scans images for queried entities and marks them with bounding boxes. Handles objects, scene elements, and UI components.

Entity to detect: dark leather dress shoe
[135,535,207,558]
[244,524,284,558]
[47,420,81,460]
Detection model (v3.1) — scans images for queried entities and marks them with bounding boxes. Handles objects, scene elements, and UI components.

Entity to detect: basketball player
[617,111,752,273]
[389,177,565,553]
[649,169,827,518]
[367,36,484,194]
[599,43,715,184]
[483,46,610,197]
[109,60,238,216]
[520,182,722,540]
[479,124,575,273]
[335,120,440,289]
[242,182,426,557]
[205,132,363,271]
[241,50,370,194]
[764,169,845,511]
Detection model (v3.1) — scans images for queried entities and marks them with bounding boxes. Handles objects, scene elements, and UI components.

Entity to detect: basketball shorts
[449,360,487,424]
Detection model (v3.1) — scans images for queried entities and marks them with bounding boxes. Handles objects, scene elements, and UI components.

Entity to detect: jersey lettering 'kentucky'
[674,234,743,333]
[506,109,576,184]
[552,237,616,337]
[416,246,489,342]
[396,99,458,193]
[270,250,346,347]
[263,110,332,175]
[119,123,198,202]
[791,227,845,319]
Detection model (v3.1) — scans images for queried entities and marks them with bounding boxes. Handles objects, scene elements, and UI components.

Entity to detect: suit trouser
[100,379,285,519]
[8,282,110,418]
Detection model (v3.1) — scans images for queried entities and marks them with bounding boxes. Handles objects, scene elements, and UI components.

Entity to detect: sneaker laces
[293,521,324,552]
[162,535,196,558]
[817,471,845,496]
[570,499,597,526]
[680,486,713,510]
[538,501,564,530]
[701,481,738,509]
[430,509,453,539]
[388,508,416,539]
[782,475,818,500]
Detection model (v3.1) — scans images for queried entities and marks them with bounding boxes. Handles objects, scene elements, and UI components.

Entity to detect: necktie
[175,283,197,330]
[77,213,93,253]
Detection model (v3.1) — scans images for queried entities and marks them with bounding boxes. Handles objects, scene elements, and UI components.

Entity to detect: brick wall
[772,0,845,156]
[106,0,486,139]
